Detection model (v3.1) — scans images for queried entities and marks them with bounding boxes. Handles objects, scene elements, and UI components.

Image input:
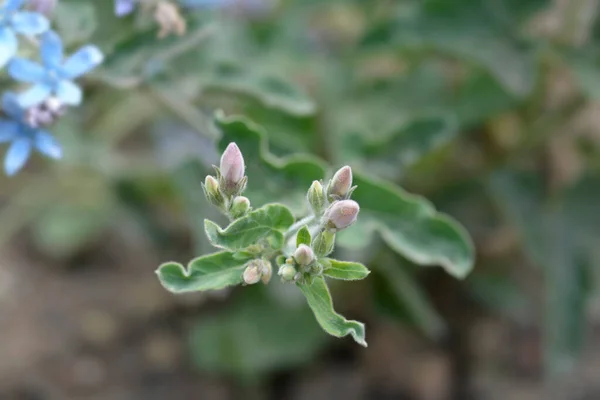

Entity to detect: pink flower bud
[29,0,57,15]
[328,166,353,199]
[243,263,262,285]
[220,143,245,185]
[260,261,272,284]
[326,200,360,230]
[294,244,315,266]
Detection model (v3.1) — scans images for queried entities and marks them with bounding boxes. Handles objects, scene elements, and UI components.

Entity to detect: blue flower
[114,0,136,17]
[8,30,104,108]
[0,92,62,176]
[0,0,49,67]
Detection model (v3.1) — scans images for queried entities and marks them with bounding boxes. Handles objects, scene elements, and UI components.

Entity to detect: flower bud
[294,244,315,266]
[203,175,224,208]
[325,200,359,231]
[260,261,272,284]
[327,166,353,199]
[243,263,262,285]
[278,265,297,282]
[154,1,186,38]
[219,142,246,197]
[307,180,325,214]
[312,230,335,257]
[229,196,251,219]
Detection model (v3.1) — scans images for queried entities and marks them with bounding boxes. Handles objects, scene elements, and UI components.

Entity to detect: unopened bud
[278,265,297,281]
[219,142,246,197]
[260,260,272,284]
[154,1,186,38]
[312,230,335,257]
[29,0,57,15]
[325,200,359,231]
[294,244,315,266]
[230,196,251,219]
[203,175,224,208]
[243,264,261,285]
[327,166,353,199]
[307,180,325,214]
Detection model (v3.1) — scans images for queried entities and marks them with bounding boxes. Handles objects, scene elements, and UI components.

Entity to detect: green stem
[283,215,317,243]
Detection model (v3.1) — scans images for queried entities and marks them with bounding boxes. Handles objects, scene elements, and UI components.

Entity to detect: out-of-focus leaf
[156,251,251,293]
[216,113,327,211]
[373,256,446,340]
[570,56,600,100]
[490,170,599,377]
[204,204,294,251]
[54,1,97,45]
[298,276,367,347]
[202,61,316,117]
[321,258,370,281]
[341,112,458,180]
[189,285,327,378]
[338,174,475,279]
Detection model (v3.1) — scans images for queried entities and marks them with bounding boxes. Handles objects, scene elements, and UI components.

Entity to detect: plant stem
[283,215,317,243]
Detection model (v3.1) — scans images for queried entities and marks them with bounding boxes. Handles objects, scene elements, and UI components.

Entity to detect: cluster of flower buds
[202,143,251,218]
[243,259,272,285]
[278,244,320,283]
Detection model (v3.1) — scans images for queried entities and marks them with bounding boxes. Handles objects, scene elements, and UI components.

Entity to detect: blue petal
[0,120,19,143]
[34,131,62,159]
[11,12,50,35]
[115,0,136,16]
[60,45,104,79]
[2,92,24,120]
[0,27,17,68]
[56,80,82,105]
[16,84,52,108]
[4,0,25,12]
[40,30,63,69]
[4,137,32,176]
[8,58,46,83]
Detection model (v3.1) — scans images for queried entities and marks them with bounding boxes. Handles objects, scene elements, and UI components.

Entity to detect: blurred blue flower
[8,30,104,108]
[114,0,136,17]
[0,92,61,176]
[0,0,49,67]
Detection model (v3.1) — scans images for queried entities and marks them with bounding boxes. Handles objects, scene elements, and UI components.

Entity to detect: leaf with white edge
[296,225,311,247]
[321,259,370,281]
[216,113,327,211]
[156,251,251,293]
[205,204,294,251]
[298,276,367,347]
[337,173,475,279]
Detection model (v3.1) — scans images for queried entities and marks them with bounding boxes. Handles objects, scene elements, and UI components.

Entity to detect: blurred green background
[2,0,600,398]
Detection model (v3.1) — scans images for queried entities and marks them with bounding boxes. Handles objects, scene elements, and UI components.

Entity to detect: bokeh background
[2,0,600,399]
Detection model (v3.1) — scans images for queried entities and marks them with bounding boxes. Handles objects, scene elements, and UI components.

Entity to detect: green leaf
[156,251,251,293]
[296,225,312,247]
[341,112,459,180]
[338,173,475,279]
[189,285,327,379]
[202,61,316,117]
[321,259,370,281]
[205,204,294,251]
[216,113,327,210]
[298,277,367,347]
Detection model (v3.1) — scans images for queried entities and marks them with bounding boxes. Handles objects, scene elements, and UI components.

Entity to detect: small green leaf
[321,259,370,281]
[338,173,475,279]
[216,113,327,211]
[205,204,294,251]
[296,225,312,247]
[298,277,367,347]
[156,251,251,293]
